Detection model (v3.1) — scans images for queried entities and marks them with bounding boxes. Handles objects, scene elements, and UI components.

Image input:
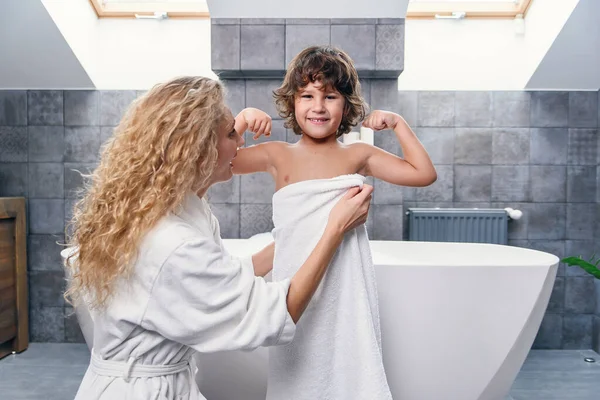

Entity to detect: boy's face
[294,81,345,140]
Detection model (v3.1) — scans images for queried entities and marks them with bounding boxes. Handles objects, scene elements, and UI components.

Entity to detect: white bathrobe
[74,193,296,400]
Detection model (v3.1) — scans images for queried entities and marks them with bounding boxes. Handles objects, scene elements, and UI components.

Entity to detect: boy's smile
[308,117,329,125]
[295,81,345,139]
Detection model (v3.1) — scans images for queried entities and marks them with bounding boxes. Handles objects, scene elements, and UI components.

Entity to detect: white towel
[267,174,392,400]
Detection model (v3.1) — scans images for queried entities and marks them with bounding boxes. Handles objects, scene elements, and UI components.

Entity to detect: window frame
[88,0,210,19]
[88,0,532,20]
[406,0,534,19]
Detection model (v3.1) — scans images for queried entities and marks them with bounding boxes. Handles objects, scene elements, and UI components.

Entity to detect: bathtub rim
[60,240,561,270]
[220,239,560,269]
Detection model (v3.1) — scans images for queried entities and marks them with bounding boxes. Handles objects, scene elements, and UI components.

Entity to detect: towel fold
[266,174,392,400]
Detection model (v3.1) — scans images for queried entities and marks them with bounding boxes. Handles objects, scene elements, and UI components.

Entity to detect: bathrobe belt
[91,349,197,383]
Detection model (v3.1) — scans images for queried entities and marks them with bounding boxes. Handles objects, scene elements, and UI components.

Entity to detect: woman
[65,76,373,399]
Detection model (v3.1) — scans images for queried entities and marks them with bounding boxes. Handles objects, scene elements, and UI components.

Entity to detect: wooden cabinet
[0,198,28,359]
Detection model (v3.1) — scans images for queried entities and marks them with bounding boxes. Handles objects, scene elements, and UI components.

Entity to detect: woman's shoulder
[138,215,213,268]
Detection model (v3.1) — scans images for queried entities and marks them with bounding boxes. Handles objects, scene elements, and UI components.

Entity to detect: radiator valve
[504,207,523,220]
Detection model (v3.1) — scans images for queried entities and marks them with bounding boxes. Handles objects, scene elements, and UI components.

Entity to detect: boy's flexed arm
[361,110,437,187]
[232,108,273,175]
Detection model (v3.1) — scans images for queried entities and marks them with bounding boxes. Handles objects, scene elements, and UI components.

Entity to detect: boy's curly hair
[274,45,368,138]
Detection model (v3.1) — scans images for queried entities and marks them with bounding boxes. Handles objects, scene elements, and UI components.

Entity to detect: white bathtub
[195,239,559,400]
[65,239,559,400]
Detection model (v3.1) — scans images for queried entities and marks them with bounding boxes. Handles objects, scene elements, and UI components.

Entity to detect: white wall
[398,0,580,90]
[526,0,600,90]
[0,0,94,89]
[42,0,215,90]
[30,0,591,91]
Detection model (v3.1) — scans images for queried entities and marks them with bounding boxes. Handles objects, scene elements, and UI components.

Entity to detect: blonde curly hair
[65,76,226,310]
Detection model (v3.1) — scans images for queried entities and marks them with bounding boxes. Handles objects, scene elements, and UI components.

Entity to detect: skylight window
[89,0,209,19]
[88,0,533,20]
[407,0,533,19]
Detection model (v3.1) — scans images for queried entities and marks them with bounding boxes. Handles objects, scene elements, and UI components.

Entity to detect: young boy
[232,46,436,399]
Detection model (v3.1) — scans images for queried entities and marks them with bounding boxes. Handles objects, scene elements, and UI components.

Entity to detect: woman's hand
[327,184,373,235]
[241,108,272,140]
[286,183,373,323]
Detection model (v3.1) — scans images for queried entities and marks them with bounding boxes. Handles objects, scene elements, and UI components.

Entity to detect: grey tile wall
[211,18,404,79]
[364,86,598,350]
[0,89,121,343]
[1,87,598,349]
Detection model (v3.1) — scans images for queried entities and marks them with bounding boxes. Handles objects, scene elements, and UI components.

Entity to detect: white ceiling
[526,0,599,90]
[0,0,94,89]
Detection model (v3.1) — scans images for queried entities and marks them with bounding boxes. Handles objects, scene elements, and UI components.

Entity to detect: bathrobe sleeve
[141,237,296,352]
[210,213,255,274]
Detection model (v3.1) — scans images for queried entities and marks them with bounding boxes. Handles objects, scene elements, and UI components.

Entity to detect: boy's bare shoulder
[246,141,294,166]
[344,141,377,157]
[243,140,290,152]
[265,140,292,148]
[258,141,294,172]
[257,140,294,153]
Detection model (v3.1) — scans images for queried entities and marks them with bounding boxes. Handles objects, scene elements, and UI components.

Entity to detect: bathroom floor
[0,344,598,399]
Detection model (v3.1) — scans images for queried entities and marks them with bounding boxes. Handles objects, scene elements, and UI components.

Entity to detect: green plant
[561,254,600,279]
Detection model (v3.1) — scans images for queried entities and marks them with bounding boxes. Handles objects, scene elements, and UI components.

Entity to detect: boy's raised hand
[362,110,402,132]
[241,107,272,140]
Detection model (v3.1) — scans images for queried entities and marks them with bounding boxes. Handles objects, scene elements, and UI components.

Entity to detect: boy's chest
[273,146,366,188]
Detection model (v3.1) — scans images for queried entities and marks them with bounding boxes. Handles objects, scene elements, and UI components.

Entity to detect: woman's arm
[252,242,275,277]
[286,184,373,323]
[143,186,373,352]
